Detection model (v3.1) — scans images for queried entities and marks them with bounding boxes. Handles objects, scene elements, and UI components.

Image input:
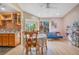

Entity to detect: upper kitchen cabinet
[12,12,21,25]
[0,13,13,20]
[0,12,21,26]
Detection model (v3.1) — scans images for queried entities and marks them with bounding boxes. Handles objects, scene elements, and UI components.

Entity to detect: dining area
[23,31,48,55]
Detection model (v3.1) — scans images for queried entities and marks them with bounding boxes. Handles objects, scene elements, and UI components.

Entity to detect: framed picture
[39,21,49,33]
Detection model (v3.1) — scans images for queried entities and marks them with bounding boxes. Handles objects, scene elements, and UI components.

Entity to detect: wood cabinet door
[2,34,8,46]
[0,34,2,46]
[8,34,15,46]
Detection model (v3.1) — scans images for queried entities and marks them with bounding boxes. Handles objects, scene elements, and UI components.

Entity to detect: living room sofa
[47,32,63,39]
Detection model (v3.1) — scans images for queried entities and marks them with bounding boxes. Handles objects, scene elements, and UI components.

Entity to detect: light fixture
[1,7,5,11]
[0,4,5,11]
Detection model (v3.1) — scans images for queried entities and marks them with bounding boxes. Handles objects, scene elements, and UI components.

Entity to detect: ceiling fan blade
[46,3,50,8]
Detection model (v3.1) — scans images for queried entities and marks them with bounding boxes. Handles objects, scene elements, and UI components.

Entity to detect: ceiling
[0,3,78,18]
[0,3,17,12]
[18,3,78,18]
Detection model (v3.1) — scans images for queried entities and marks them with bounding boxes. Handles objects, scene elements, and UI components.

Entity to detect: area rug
[0,47,14,55]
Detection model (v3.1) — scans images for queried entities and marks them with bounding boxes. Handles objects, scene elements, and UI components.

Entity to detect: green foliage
[26,23,36,31]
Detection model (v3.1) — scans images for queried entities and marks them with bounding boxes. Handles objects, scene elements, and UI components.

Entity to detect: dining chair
[25,31,40,55]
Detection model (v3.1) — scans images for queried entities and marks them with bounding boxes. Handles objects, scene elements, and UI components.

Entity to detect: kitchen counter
[0,31,20,46]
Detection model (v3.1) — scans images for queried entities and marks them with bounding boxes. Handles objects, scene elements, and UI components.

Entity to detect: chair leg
[29,47,31,54]
[26,48,28,54]
[41,47,43,55]
[25,47,32,55]
[44,41,47,50]
[36,48,38,54]
[46,45,47,50]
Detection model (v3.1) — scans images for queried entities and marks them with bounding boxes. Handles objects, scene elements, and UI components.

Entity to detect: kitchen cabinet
[0,12,21,27]
[2,34,9,46]
[8,34,16,46]
[0,34,2,46]
[0,33,20,47]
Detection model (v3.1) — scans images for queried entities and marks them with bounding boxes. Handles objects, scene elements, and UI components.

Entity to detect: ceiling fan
[40,3,56,9]
[46,3,50,8]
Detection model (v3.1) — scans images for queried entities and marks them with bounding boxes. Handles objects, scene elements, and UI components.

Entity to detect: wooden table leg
[41,47,43,55]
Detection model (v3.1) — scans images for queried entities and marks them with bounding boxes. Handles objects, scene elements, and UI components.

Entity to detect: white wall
[63,4,79,35]
[40,18,63,34]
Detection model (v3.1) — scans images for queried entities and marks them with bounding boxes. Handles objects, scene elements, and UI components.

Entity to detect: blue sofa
[47,32,63,39]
